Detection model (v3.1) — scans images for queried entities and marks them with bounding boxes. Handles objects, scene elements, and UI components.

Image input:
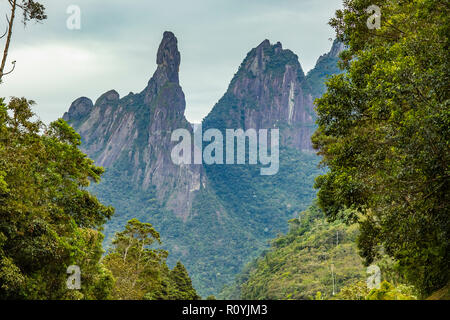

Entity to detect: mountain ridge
[63,32,344,296]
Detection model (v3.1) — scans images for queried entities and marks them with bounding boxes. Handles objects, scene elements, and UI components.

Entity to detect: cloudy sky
[0,0,342,124]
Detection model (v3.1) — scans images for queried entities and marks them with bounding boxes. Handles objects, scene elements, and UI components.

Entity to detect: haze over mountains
[63,31,344,296]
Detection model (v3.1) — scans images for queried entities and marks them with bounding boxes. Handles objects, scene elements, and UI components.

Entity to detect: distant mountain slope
[305,39,345,100]
[63,33,344,297]
[219,204,365,300]
[63,31,202,221]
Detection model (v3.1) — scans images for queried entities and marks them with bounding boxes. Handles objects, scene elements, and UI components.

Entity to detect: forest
[0,0,448,300]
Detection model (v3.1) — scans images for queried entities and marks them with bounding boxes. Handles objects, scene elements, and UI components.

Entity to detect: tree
[312,0,449,296]
[103,218,200,300]
[366,281,416,300]
[103,218,167,300]
[169,261,200,300]
[0,0,46,82]
[0,97,114,299]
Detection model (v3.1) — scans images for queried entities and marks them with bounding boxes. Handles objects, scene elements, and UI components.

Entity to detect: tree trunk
[0,0,17,82]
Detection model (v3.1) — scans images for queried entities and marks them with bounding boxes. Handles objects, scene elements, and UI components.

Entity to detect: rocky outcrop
[203,39,316,151]
[305,39,345,100]
[63,34,344,296]
[63,97,93,125]
[64,31,202,220]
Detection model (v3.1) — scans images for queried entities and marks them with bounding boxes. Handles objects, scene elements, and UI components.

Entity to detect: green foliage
[103,219,199,300]
[336,279,417,300]
[169,261,200,300]
[426,282,450,300]
[92,139,324,297]
[221,204,366,300]
[334,280,369,300]
[312,0,449,296]
[366,281,417,300]
[0,97,114,299]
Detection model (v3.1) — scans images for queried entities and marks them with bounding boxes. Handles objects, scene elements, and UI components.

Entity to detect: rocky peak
[153,31,180,85]
[64,31,201,220]
[204,39,314,151]
[241,38,303,89]
[143,31,182,105]
[274,41,282,53]
[314,39,345,66]
[62,97,93,122]
[240,39,303,79]
[95,90,120,106]
[256,39,270,49]
[329,39,345,57]
[306,39,345,99]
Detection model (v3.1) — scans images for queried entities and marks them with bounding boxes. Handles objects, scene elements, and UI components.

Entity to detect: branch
[0,0,16,83]
[2,60,16,76]
[0,25,7,39]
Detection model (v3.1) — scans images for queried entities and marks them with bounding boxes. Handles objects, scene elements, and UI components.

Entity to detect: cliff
[64,32,202,220]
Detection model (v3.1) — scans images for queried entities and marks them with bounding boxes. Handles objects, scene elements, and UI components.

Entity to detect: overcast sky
[0,0,342,124]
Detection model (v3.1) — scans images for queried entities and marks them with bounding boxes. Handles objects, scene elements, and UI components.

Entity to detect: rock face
[305,39,345,100]
[64,31,202,220]
[203,40,317,151]
[63,33,344,296]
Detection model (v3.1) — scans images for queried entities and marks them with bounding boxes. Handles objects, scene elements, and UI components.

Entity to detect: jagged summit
[305,39,345,99]
[205,38,313,150]
[63,33,344,297]
[154,31,180,84]
[96,90,120,105]
[63,97,93,122]
[256,39,271,48]
[314,39,345,66]
[239,39,303,79]
[255,39,283,51]
[329,38,345,57]
[143,31,182,104]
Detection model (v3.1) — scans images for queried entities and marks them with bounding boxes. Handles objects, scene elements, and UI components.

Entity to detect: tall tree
[103,218,167,300]
[0,0,46,82]
[103,218,200,300]
[312,0,449,296]
[0,97,114,299]
[169,261,200,300]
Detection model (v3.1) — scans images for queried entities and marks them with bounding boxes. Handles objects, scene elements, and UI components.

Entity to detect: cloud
[0,0,342,124]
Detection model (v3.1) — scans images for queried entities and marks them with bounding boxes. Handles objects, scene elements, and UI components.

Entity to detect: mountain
[219,204,365,300]
[305,39,345,100]
[63,31,202,220]
[203,39,315,151]
[63,32,344,297]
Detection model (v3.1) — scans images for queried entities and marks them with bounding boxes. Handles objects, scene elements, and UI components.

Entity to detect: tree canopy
[312,0,449,296]
[103,218,200,300]
[0,97,114,299]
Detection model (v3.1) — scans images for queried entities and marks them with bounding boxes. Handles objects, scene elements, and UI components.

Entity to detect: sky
[0,0,343,124]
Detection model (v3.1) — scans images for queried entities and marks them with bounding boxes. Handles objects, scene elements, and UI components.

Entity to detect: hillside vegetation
[220,205,366,299]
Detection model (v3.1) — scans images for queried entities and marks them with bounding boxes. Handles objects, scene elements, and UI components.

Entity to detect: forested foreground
[314,0,449,298]
[0,0,448,301]
[0,98,199,299]
[222,0,449,300]
[220,204,419,300]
